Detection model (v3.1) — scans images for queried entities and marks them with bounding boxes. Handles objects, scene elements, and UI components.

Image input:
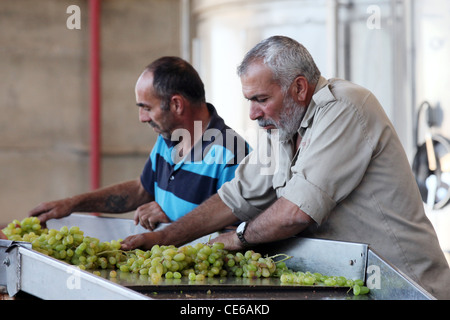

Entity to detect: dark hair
[145,56,206,109]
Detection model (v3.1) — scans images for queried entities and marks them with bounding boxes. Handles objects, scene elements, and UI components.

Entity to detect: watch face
[237,222,245,234]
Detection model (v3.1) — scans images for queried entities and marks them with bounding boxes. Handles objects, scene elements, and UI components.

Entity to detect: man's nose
[139,108,151,123]
[249,102,263,121]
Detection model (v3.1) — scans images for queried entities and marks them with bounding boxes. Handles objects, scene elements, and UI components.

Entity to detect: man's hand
[134,201,170,231]
[28,198,75,226]
[120,232,160,251]
[123,194,238,251]
[209,231,244,251]
[0,229,7,240]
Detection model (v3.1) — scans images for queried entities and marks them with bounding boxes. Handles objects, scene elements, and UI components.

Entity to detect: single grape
[360,286,370,295]
[173,253,185,262]
[353,284,361,296]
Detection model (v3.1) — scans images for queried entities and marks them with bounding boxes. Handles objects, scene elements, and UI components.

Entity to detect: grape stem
[267,253,293,263]
[96,249,128,257]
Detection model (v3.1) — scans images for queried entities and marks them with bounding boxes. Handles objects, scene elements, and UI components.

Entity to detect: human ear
[170,95,185,115]
[291,76,309,103]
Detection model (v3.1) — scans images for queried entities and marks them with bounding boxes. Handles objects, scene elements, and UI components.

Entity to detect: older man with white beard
[121,36,450,299]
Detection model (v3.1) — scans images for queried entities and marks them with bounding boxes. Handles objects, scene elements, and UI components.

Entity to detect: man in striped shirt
[29,57,250,231]
[140,103,249,224]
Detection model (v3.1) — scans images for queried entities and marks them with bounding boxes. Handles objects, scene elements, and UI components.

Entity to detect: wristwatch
[236,221,250,246]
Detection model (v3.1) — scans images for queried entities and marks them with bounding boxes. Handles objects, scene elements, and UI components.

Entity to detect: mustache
[257,118,277,128]
[148,121,160,129]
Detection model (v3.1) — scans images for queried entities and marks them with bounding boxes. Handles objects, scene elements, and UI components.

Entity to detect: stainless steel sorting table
[0,214,435,300]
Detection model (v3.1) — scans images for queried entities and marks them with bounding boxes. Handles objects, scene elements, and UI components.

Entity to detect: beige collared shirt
[218,76,450,299]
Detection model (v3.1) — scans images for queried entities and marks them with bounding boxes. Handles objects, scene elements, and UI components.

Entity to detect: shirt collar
[299,76,335,130]
[205,102,227,131]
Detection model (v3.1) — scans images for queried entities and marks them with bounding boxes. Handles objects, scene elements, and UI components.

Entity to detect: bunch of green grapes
[280,270,370,295]
[2,217,45,241]
[223,250,289,279]
[191,242,227,279]
[115,245,186,283]
[70,235,127,270]
[112,242,228,283]
[2,217,126,270]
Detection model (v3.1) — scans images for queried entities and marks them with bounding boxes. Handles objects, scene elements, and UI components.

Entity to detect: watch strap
[237,222,250,246]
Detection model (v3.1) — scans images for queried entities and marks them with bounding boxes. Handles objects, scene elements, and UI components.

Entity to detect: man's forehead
[241,63,278,96]
[136,74,155,99]
[136,70,154,88]
[242,61,272,77]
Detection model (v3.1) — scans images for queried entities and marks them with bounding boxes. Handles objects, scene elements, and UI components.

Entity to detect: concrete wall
[0,0,181,225]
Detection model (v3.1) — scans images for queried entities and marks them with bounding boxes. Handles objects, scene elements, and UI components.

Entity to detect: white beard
[258,95,306,142]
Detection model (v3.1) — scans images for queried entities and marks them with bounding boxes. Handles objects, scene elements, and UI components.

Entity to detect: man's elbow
[281,203,314,233]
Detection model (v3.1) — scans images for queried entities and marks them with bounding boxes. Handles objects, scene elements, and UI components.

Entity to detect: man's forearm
[71,179,152,213]
[244,197,313,245]
[155,194,238,247]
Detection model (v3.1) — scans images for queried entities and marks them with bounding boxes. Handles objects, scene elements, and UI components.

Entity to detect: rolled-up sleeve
[281,177,336,225]
[218,139,278,221]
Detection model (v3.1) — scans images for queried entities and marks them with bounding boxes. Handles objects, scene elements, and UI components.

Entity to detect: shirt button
[170,175,175,181]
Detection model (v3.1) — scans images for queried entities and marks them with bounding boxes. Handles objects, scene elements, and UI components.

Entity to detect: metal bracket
[0,240,32,297]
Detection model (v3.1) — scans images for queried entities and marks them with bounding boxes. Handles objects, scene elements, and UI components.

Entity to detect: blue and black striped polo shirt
[140,103,251,221]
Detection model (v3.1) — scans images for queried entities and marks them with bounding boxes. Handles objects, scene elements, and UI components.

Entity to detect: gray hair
[237,36,321,91]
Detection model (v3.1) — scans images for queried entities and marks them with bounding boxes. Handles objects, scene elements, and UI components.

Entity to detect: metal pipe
[180,0,191,61]
[326,0,339,77]
[89,0,101,191]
